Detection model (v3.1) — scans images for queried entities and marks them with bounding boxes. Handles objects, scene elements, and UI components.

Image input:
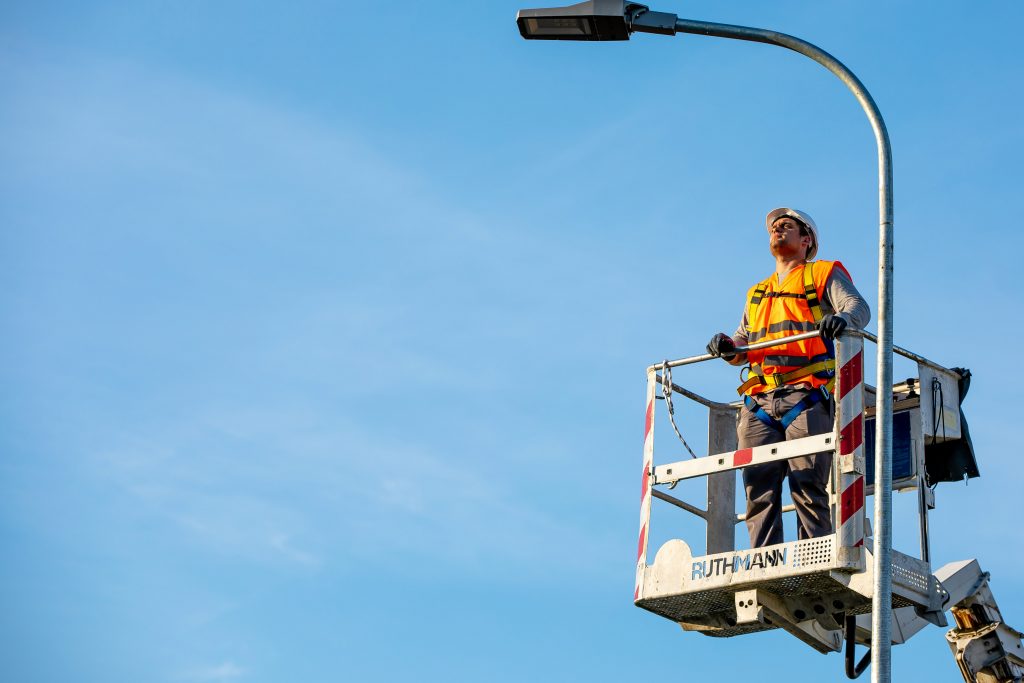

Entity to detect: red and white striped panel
[835,335,866,549]
[635,369,657,601]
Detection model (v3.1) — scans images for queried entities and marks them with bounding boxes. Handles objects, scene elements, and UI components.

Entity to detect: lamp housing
[517,0,639,41]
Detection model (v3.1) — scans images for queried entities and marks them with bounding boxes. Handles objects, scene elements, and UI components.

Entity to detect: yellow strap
[746,279,770,333]
[803,261,823,323]
[737,373,763,394]
[735,359,837,395]
[780,359,835,383]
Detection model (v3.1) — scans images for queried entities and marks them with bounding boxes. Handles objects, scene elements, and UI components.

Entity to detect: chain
[661,361,699,460]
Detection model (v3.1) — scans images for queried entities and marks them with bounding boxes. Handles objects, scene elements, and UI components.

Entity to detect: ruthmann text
[691,549,788,580]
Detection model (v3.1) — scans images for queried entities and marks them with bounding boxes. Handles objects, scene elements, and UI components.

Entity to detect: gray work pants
[738,387,833,548]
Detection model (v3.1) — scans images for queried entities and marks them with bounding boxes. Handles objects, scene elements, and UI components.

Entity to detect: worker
[706,208,870,548]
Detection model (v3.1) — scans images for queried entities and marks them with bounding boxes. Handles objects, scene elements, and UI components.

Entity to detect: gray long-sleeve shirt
[732,263,871,345]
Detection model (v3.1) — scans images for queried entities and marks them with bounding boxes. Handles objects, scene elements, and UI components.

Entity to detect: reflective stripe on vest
[738,261,837,396]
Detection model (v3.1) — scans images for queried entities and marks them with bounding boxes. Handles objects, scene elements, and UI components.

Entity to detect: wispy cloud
[181,661,246,681]
[4,50,622,588]
[94,402,611,582]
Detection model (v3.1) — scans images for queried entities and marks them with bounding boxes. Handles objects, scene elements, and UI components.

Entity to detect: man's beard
[770,239,804,259]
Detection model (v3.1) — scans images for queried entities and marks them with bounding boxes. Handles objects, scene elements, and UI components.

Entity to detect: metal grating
[763,573,842,597]
[638,570,865,621]
[635,567,926,639]
[638,586,736,621]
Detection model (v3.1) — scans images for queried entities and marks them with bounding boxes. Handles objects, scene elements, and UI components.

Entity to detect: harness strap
[803,261,823,323]
[737,358,837,395]
[746,280,770,333]
[743,387,830,434]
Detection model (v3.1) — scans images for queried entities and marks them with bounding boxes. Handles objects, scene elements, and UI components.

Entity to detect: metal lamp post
[516,2,896,681]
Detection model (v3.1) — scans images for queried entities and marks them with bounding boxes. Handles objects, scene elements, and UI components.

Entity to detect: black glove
[818,314,848,339]
[706,332,737,360]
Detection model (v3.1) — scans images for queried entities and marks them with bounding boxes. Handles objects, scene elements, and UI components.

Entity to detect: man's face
[769,217,812,259]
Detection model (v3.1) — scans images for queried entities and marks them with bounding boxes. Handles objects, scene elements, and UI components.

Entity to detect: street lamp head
[516,1,678,41]
[516,0,639,41]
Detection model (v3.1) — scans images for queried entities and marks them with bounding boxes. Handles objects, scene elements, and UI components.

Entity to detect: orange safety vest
[737,260,849,396]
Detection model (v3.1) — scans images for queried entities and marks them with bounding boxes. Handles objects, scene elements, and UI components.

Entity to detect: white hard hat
[766,207,819,260]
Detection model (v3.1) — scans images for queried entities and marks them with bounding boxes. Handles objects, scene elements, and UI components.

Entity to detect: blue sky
[2,1,1022,681]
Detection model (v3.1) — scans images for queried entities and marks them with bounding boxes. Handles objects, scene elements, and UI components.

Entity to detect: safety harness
[739,263,836,433]
[742,387,832,434]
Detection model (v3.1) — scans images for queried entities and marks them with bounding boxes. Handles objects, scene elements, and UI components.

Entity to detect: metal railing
[640,327,962,576]
[649,329,948,374]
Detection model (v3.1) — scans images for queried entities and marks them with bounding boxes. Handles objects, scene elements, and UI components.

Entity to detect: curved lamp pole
[517,3,895,681]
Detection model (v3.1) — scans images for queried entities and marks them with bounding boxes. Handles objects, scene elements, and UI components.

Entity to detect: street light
[516,4,896,683]
[516,1,675,40]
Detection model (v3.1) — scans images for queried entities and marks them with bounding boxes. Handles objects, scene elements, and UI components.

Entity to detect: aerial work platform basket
[633,330,988,662]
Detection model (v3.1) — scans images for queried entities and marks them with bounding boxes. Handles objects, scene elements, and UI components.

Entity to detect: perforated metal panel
[890,549,941,611]
[791,536,833,569]
[893,558,929,593]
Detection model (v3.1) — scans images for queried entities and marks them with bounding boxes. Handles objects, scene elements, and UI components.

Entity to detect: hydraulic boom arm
[942,561,1024,683]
